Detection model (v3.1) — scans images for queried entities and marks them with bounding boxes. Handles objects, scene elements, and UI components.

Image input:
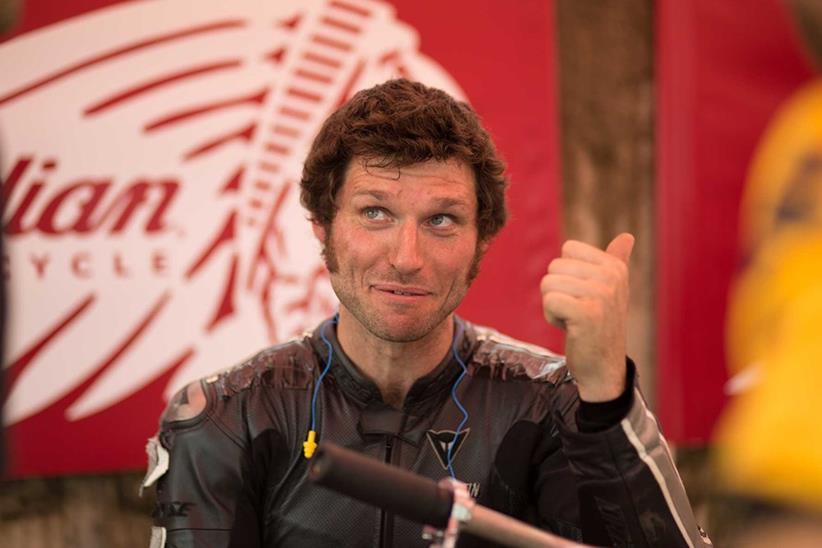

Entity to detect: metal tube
[463,504,589,548]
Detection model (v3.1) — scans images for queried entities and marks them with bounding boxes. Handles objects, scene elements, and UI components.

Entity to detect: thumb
[605,232,635,264]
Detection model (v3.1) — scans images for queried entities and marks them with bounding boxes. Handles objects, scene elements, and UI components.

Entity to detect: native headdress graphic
[0,0,464,469]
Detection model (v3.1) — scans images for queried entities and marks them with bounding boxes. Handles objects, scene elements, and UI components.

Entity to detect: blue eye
[429,214,454,227]
[363,207,387,220]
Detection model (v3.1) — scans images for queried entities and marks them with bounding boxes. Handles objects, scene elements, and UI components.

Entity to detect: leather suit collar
[308,316,477,413]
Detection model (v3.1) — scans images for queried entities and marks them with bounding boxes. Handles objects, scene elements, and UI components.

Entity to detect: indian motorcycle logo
[0,0,465,428]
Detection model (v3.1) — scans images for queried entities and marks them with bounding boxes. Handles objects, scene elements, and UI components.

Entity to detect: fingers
[552,235,633,288]
[548,255,625,286]
[540,235,632,401]
[605,232,635,264]
[547,257,601,279]
[540,273,607,299]
[541,291,576,330]
[541,234,633,333]
[561,233,635,266]
[561,239,612,264]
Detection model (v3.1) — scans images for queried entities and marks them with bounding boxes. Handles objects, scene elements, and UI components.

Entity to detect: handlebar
[308,441,453,528]
[308,442,590,548]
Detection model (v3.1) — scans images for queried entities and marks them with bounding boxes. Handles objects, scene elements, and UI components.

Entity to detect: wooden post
[556,0,657,405]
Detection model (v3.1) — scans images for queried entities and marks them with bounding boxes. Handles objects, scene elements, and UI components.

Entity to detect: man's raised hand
[540,233,635,402]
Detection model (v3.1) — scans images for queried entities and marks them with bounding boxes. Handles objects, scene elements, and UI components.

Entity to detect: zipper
[378,435,394,548]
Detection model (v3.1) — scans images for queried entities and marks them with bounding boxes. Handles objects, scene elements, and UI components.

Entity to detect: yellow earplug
[303,430,317,459]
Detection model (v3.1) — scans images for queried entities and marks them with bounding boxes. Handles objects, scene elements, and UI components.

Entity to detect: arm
[540,234,711,546]
[143,380,262,548]
[555,362,712,547]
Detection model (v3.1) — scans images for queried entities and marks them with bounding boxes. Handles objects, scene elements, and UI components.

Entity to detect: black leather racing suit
[144,317,711,547]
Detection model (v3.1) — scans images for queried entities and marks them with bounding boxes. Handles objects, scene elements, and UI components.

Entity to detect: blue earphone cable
[304,314,471,470]
[311,315,338,431]
[446,322,470,479]
[303,315,338,458]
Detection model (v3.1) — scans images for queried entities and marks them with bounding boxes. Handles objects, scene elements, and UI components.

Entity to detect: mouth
[372,284,431,298]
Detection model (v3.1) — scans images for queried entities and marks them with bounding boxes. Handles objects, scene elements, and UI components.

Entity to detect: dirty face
[314,158,484,343]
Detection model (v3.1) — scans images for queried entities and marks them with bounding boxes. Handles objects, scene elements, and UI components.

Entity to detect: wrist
[577,383,624,402]
[575,360,628,403]
[576,359,636,431]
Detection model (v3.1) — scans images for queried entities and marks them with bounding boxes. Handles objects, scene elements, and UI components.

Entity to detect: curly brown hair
[299,79,508,242]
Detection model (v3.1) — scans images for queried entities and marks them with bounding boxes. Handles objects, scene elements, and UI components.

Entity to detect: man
[144,79,709,547]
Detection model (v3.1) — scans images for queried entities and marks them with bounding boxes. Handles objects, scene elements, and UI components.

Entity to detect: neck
[335,310,455,408]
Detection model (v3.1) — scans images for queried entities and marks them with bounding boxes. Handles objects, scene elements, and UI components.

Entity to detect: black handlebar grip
[308,442,453,529]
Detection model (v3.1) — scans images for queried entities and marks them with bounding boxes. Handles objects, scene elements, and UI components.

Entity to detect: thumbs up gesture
[540,233,635,402]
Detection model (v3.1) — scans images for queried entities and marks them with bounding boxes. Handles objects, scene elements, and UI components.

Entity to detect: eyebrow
[350,190,472,210]
[351,189,391,200]
[431,197,471,210]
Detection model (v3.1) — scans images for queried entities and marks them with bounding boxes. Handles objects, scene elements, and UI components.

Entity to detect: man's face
[314,158,484,343]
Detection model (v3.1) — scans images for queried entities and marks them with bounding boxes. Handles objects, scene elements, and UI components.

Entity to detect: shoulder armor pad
[204,335,318,398]
[162,380,207,423]
[469,325,569,384]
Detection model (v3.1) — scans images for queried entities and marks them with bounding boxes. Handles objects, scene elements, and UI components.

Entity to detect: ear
[311,221,326,243]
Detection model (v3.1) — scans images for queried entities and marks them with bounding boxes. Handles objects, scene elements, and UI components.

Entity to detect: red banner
[656,0,814,444]
[0,0,559,477]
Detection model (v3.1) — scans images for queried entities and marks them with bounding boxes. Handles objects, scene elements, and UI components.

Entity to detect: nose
[389,222,424,275]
